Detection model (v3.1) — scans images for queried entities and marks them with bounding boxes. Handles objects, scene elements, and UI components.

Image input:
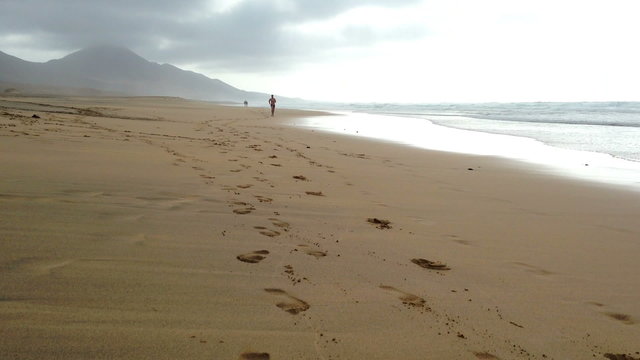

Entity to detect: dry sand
[1,96,639,360]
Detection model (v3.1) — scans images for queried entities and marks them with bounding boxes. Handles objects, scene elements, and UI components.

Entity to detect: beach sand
[1,96,639,360]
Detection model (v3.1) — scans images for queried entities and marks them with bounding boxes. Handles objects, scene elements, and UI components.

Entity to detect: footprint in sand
[513,262,554,276]
[296,244,327,258]
[411,258,451,271]
[379,285,428,308]
[340,152,368,159]
[604,354,640,360]
[269,218,290,229]
[237,184,253,189]
[305,250,327,258]
[258,228,281,237]
[367,218,392,229]
[453,239,472,246]
[305,191,324,196]
[239,352,270,360]
[6,258,76,276]
[445,234,472,245]
[253,176,268,182]
[293,175,308,181]
[264,288,310,314]
[473,352,502,360]
[232,202,255,215]
[255,195,273,203]
[236,250,270,264]
[234,208,254,215]
[605,312,635,325]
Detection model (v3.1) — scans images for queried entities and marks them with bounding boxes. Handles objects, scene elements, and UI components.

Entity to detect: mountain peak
[44,45,154,81]
[59,45,147,64]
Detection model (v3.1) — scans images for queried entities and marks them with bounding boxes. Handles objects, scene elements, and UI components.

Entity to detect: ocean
[287,102,640,190]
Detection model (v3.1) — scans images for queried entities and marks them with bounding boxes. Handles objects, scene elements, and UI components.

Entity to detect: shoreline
[1,96,639,359]
[289,110,640,192]
[294,101,640,164]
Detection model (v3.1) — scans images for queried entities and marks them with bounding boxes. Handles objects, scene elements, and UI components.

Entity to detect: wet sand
[1,96,639,359]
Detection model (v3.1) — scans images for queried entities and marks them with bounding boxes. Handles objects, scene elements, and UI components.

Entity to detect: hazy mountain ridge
[0,46,271,103]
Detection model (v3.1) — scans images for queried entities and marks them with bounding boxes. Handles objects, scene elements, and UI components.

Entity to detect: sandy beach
[1,96,639,360]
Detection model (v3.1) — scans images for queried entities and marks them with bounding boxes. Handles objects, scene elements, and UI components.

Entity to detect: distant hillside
[0,80,121,97]
[0,46,273,103]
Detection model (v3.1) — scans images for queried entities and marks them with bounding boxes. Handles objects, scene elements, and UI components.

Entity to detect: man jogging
[268,95,276,117]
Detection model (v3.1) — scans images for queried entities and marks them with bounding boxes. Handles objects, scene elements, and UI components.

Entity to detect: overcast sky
[2,0,639,103]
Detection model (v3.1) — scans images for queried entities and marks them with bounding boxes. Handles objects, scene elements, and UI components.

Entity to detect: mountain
[0,46,271,103]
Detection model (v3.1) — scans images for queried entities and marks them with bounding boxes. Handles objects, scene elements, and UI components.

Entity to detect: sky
[1,0,640,103]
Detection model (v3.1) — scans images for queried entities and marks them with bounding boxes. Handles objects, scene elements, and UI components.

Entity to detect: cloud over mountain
[0,0,422,72]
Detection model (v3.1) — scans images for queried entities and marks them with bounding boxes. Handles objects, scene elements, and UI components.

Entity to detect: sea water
[288,102,640,191]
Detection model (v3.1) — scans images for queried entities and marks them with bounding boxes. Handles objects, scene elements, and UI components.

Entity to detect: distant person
[244,100,248,107]
[268,95,277,116]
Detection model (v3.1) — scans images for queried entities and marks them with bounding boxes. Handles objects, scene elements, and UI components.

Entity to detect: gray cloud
[1,0,425,71]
